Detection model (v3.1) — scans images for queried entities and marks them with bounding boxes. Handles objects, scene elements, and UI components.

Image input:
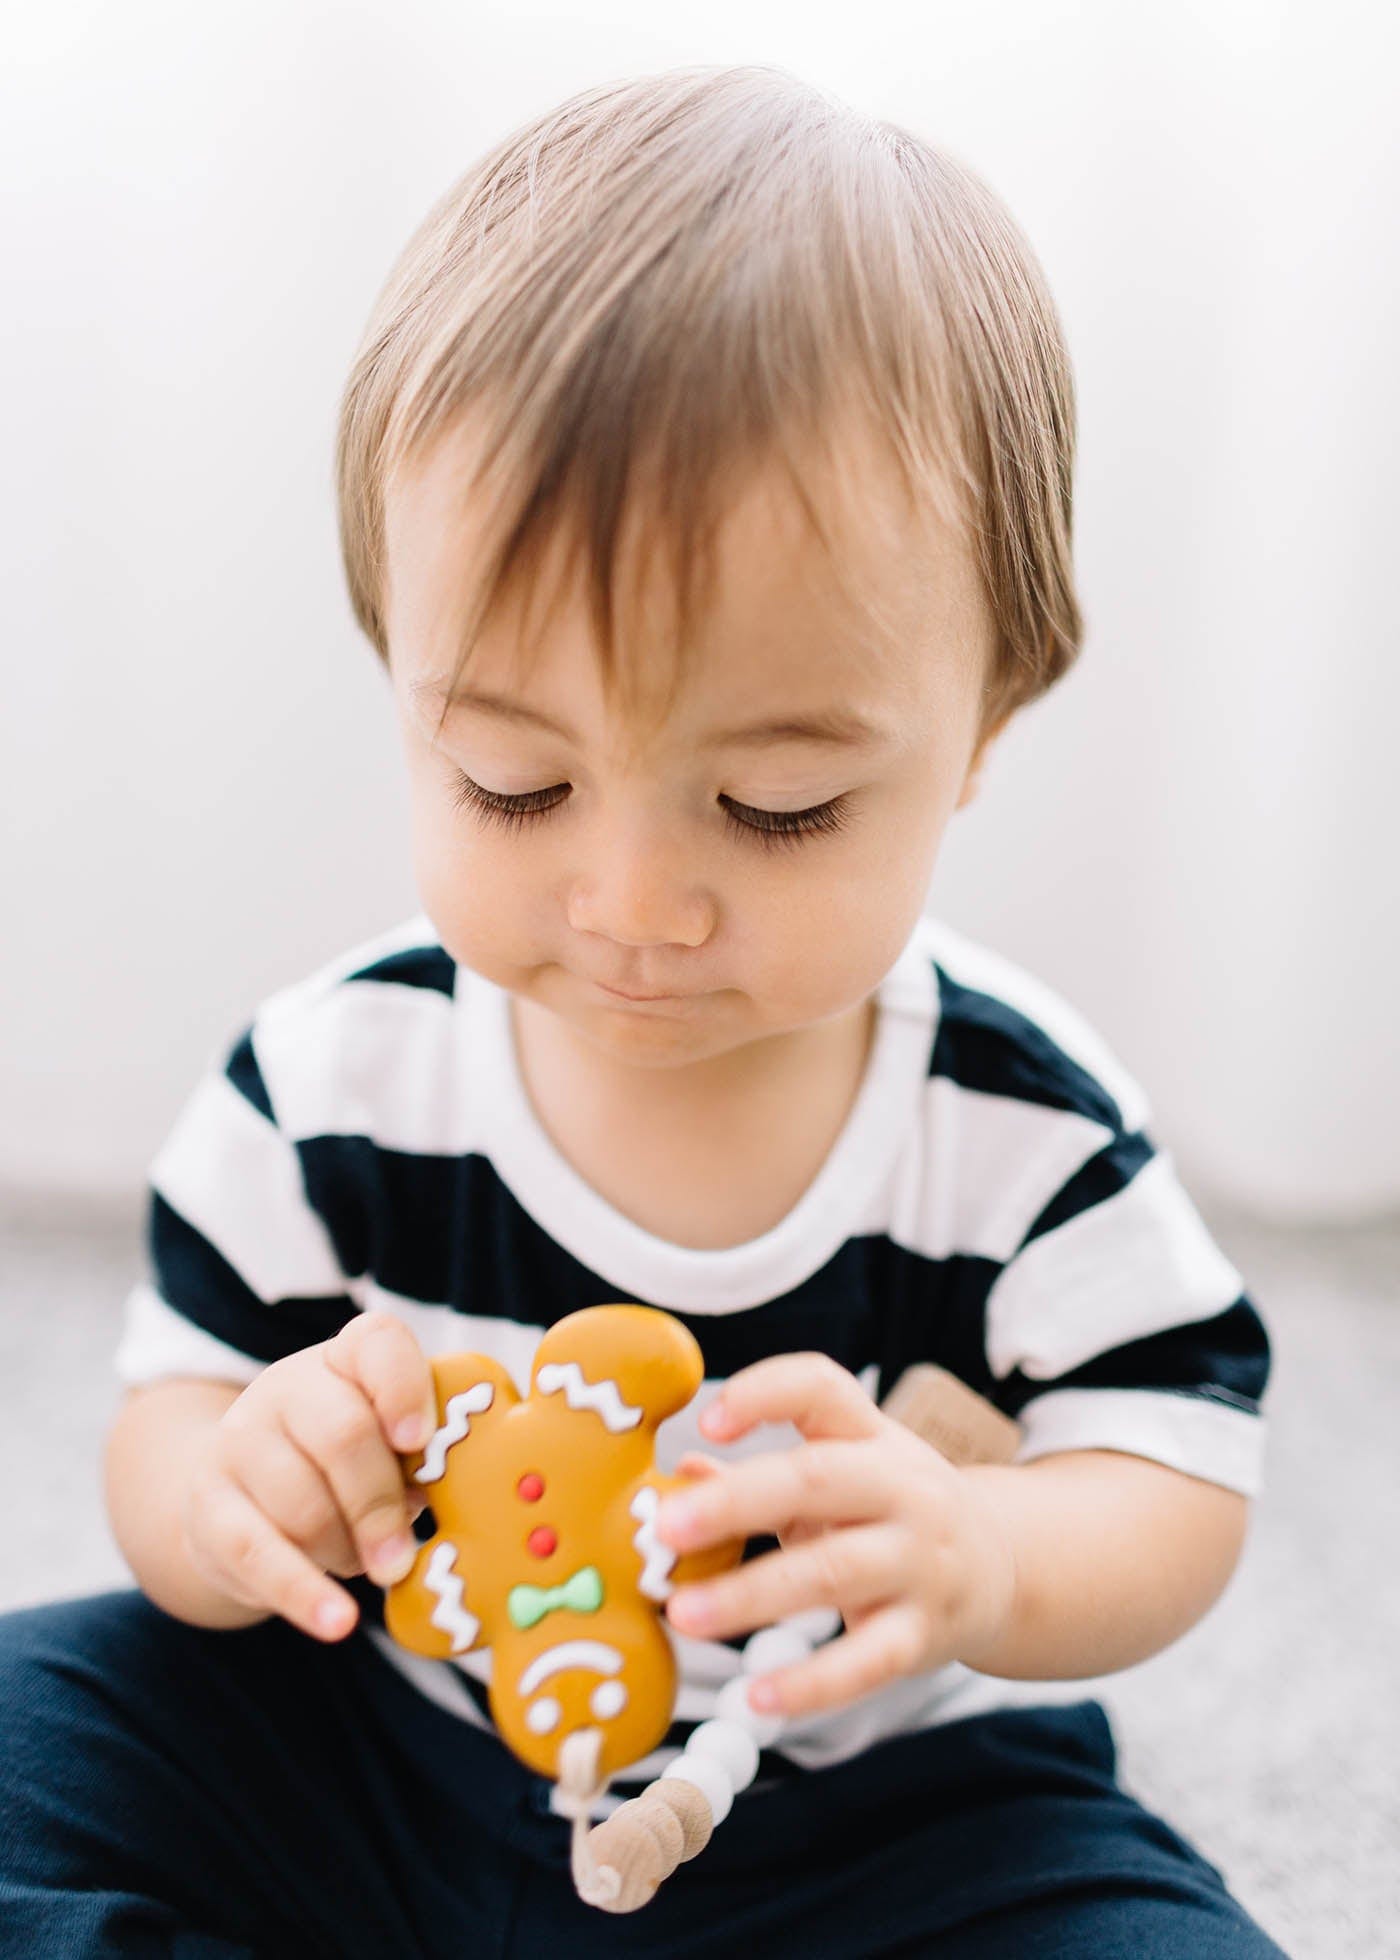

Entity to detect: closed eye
[447,771,852,849]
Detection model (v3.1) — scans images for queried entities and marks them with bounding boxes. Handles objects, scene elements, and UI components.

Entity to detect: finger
[226,1425,360,1577]
[209,1476,360,1642]
[672,1451,725,1481]
[279,1363,420,1586]
[745,1602,927,1720]
[655,1439,902,1551]
[700,1353,884,1445]
[323,1311,438,1456]
[666,1522,905,1642]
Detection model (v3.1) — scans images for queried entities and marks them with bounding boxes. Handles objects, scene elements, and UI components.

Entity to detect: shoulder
[259,911,455,1018]
[232,913,460,1137]
[907,914,1150,1139]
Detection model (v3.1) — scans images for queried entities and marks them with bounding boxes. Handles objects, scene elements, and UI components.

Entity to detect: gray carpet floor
[2,1192,1396,1957]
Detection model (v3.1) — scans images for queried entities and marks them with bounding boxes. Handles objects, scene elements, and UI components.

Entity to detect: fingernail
[393,1415,428,1452]
[370,1534,416,1583]
[672,1586,715,1628]
[699,1402,731,1437]
[316,1596,353,1636]
[748,1677,780,1711]
[657,1498,697,1544]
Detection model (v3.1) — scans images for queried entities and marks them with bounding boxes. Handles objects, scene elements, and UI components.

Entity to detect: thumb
[673,1450,726,1482]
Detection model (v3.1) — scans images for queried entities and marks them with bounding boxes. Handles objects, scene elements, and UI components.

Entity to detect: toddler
[0,65,1287,1957]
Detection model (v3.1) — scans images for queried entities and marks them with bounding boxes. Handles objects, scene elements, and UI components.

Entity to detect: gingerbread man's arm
[383,1354,520,1661]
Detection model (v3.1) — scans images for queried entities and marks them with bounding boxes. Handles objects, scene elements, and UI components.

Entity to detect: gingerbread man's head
[384,1304,743,1781]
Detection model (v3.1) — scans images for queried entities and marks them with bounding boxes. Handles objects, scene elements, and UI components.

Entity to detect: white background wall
[3,0,1397,1222]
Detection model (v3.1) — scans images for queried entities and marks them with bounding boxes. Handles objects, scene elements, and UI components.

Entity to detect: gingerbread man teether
[383,1305,1027,1914]
[384,1304,742,1786]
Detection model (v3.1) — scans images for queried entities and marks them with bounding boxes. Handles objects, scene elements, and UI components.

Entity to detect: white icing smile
[517,1639,624,1698]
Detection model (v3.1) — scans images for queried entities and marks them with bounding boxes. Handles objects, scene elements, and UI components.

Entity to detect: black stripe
[148,1191,357,1363]
[931,966,1124,1130]
[1020,1129,1156,1248]
[343,944,456,996]
[225,1027,274,1121]
[997,1293,1271,1420]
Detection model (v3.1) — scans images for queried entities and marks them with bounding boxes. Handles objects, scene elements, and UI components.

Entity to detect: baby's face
[383,416,999,1075]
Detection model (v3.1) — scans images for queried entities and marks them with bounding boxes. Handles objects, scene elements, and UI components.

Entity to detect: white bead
[525,1696,560,1734]
[715,1672,785,1747]
[742,1624,812,1676]
[686,1718,760,1791]
[662,1752,733,1826]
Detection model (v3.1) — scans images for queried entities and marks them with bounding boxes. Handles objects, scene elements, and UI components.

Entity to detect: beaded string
[555,1361,1023,1912]
[557,1614,825,1914]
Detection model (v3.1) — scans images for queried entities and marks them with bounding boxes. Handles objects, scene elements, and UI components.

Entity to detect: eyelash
[446,771,852,850]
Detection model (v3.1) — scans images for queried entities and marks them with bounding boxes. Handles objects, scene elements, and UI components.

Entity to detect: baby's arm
[105,1376,260,1630]
[656,1355,1252,1719]
[103,1312,437,1641]
[954,1448,1250,1679]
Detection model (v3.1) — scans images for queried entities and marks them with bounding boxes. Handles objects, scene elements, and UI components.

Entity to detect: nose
[566,812,714,949]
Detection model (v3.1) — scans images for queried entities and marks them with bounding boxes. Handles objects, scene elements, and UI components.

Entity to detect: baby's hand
[180,1312,438,1643]
[654,1354,1020,1719]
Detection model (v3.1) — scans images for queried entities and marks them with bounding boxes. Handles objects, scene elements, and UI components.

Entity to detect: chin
[575,1009,739,1070]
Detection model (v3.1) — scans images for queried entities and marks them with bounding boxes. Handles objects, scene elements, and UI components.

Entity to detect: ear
[954,710,1013,811]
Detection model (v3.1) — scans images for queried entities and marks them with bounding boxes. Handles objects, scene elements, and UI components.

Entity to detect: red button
[527,1525,557,1558]
[517,1473,545,1502]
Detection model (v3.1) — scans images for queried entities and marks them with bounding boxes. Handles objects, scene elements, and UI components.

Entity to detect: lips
[594,978,700,1002]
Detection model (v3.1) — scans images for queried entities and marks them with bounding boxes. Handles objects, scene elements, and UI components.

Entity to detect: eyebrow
[411,681,892,750]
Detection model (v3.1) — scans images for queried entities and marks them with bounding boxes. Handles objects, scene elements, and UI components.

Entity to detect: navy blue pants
[0,1591,1289,1957]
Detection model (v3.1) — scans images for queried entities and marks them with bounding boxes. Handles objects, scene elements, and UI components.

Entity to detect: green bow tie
[507,1563,606,1630]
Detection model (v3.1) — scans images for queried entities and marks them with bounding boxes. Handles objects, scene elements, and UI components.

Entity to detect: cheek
[407,792,535,953]
[744,829,940,1013]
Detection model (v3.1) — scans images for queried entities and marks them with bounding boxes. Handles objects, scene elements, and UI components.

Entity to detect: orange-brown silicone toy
[384,1303,743,1783]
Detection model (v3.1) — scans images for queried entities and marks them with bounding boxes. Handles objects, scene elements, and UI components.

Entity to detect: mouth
[594,981,696,1004]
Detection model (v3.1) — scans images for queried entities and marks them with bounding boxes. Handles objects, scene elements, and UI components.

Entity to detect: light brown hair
[334,64,1082,738]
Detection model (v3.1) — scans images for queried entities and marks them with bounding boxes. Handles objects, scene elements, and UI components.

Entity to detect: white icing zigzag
[423,1540,480,1653]
[535,1361,642,1433]
[414,1381,495,1484]
[628,1484,678,1601]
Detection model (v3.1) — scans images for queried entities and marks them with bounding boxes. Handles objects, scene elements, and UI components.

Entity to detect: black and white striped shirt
[115,909,1271,1805]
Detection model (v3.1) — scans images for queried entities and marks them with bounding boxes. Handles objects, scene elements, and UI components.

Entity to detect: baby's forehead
[385,416,983,720]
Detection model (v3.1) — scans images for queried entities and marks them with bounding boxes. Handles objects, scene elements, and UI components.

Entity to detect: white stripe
[113,1280,265,1388]
[253,974,474,1155]
[150,1069,345,1304]
[888,1076,1116,1264]
[1015,1387,1267,1497]
[985,1149,1245,1383]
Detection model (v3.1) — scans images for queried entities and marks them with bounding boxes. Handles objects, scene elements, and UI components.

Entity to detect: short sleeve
[114,1021,359,1390]
[985,1129,1272,1497]
[898,932,1274,1501]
